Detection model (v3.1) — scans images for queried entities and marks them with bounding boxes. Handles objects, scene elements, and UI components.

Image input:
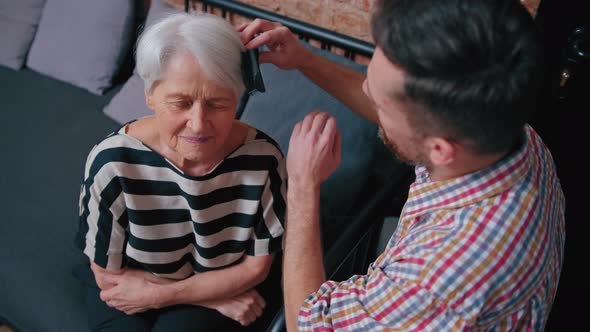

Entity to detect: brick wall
[164,0,541,43]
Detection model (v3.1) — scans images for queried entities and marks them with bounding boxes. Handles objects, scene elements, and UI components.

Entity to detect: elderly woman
[74,13,285,331]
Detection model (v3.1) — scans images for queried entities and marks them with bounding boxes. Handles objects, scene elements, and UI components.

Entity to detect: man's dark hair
[371,0,543,154]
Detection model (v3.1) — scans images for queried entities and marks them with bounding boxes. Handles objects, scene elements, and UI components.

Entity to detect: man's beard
[378,126,418,166]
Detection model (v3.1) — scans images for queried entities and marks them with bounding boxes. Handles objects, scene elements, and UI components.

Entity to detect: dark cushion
[26,0,136,94]
[0,0,46,69]
[103,0,181,123]
[0,65,119,331]
[240,45,378,216]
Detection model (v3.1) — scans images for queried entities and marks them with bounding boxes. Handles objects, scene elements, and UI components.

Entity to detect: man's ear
[426,137,456,166]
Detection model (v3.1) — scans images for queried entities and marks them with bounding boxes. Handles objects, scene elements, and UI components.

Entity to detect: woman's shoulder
[90,121,146,153]
[83,120,153,172]
[239,124,284,158]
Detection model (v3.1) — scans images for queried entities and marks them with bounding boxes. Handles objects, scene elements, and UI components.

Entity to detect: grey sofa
[0,39,412,332]
[0,1,416,330]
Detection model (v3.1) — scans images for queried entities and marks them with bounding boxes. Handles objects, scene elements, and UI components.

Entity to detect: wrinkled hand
[287,111,341,189]
[238,19,313,70]
[98,270,163,315]
[205,289,266,326]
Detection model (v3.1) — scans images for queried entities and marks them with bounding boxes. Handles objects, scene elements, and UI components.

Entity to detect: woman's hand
[287,111,342,190]
[203,289,266,326]
[98,270,165,315]
[238,19,314,70]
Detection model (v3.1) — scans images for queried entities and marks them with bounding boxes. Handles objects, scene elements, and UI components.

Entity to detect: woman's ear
[145,90,155,112]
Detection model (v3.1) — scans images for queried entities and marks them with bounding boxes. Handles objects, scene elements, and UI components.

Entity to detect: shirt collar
[400,127,533,220]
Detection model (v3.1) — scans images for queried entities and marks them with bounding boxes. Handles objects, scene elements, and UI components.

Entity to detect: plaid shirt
[299,126,565,331]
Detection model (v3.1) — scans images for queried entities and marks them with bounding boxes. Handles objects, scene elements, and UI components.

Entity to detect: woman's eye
[206,102,225,110]
[171,101,192,109]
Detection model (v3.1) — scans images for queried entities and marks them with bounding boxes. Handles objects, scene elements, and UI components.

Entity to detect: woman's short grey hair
[136,13,245,99]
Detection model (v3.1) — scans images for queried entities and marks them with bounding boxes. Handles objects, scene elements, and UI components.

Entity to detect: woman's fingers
[250,289,267,311]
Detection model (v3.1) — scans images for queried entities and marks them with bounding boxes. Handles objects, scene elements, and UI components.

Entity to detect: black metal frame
[185,0,375,59]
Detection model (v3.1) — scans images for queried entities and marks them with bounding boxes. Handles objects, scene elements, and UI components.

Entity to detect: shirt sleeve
[76,145,128,271]
[298,268,467,331]
[246,154,286,256]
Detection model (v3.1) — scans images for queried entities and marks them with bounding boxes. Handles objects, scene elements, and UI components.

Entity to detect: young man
[240,0,565,330]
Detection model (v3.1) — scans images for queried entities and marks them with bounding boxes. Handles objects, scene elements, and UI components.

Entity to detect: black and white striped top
[75,123,286,280]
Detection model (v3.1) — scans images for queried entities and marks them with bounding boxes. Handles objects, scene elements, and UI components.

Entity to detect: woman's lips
[181,136,212,144]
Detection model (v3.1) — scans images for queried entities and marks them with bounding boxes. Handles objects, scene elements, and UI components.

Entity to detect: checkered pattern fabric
[299,126,565,331]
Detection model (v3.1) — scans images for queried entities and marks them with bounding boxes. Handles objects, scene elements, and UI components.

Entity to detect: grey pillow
[103,0,180,123]
[26,0,135,95]
[0,0,46,69]
[240,45,379,216]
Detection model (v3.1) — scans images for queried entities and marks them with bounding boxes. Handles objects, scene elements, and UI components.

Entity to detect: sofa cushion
[0,0,46,69]
[26,0,136,95]
[0,65,119,332]
[240,45,378,216]
[103,0,180,123]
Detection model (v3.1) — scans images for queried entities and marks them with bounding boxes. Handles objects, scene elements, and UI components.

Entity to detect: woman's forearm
[153,254,274,308]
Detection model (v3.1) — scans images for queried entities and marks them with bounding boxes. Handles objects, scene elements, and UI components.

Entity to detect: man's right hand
[238,19,314,71]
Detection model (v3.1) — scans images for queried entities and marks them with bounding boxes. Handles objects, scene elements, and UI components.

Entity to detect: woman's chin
[174,144,220,164]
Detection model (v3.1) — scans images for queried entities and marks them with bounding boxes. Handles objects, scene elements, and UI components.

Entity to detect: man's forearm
[299,52,378,124]
[284,183,326,331]
[154,255,273,308]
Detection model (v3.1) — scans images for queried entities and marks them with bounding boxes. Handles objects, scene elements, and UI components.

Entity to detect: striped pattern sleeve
[245,140,286,256]
[76,135,137,271]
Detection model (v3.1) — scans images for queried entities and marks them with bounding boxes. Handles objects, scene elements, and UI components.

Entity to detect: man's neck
[428,150,510,182]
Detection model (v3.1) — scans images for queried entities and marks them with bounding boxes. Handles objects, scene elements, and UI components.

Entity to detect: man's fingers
[240,18,279,44]
[311,112,330,135]
[319,116,338,153]
[236,22,248,32]
[245,29,280,50]
[323,116,338,135]
[245,25,291,50]
[300,111,320,133]
[292,122,302,138]
[244,30,273,49]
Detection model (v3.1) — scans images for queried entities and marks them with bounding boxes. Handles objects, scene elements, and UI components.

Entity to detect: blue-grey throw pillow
[26,0,135,95]
[0,0,46,69]
[103,0,180,123]
[240,45,379,216]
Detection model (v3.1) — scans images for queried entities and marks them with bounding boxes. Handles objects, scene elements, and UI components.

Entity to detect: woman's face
[146,52,238,167]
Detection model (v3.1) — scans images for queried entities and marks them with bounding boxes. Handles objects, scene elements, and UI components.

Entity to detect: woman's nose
[186,103,208,131]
